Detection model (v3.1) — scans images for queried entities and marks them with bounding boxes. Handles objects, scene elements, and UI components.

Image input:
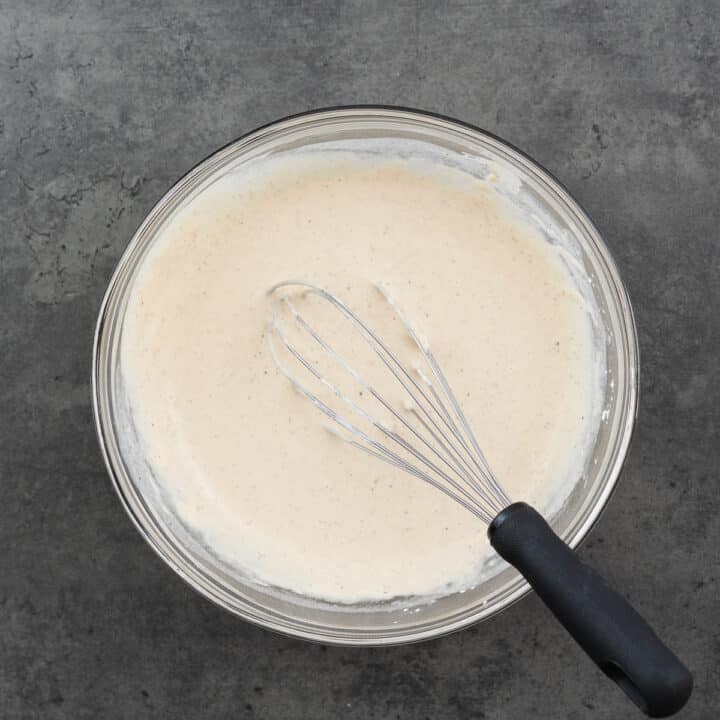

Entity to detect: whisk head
[267,281,512,524]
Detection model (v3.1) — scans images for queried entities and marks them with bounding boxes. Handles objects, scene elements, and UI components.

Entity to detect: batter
[122,147,601,603]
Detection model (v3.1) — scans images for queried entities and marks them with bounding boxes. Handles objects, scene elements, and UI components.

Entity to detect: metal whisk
[268,280,511,524]
[267,281,691,719]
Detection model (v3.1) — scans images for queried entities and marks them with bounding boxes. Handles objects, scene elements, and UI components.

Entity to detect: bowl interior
[93,108,637,645]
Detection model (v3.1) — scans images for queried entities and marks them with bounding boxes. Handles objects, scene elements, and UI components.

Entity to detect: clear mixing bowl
[92,107,638,645]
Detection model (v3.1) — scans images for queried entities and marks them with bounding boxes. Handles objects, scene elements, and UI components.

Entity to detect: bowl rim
[91,105,639,646]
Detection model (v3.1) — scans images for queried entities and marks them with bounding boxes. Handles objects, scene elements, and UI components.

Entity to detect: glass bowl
[92,107,638,645]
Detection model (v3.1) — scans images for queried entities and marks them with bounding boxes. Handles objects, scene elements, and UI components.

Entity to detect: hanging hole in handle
[601,661,648,713]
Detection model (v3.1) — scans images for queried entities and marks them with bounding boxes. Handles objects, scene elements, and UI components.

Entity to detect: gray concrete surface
[1,1,718,718]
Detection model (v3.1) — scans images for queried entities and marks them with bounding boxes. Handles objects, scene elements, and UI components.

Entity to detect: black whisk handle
[488,502,692,717]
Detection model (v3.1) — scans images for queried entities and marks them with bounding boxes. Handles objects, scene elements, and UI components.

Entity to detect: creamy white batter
[122,147,601,603]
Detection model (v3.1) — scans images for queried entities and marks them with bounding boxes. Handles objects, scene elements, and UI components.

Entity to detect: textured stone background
[1,1,718,718]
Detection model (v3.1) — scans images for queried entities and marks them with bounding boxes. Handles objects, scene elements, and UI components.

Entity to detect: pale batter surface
[122,150,599,603]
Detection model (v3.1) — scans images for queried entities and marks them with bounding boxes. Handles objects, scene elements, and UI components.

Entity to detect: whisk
[268,281,691,718]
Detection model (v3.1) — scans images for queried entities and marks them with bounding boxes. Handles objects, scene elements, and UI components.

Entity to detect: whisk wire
[271,301,496,520]
[268,282,512,522]
[283,292,504,513]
